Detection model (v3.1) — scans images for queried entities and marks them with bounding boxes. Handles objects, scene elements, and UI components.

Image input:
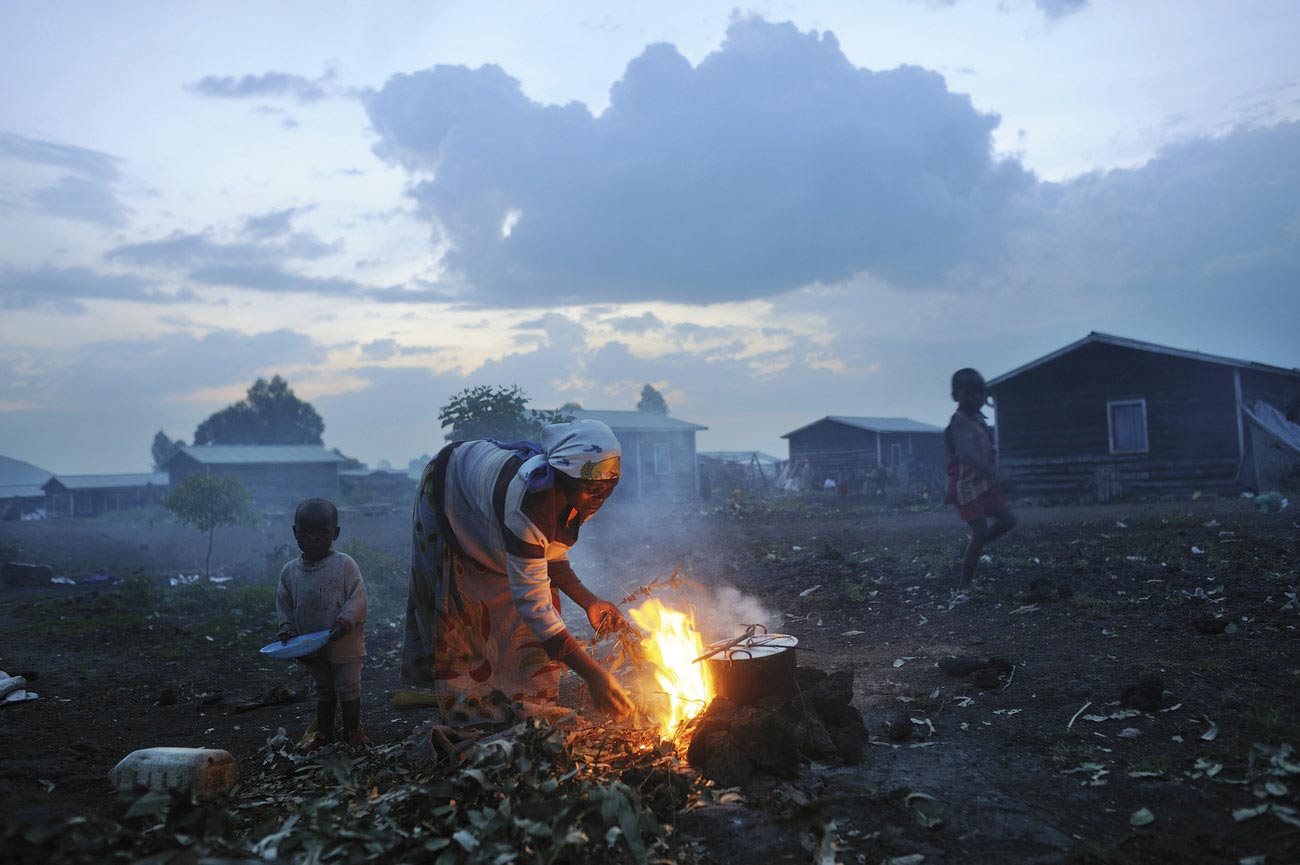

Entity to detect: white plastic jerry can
[109,747,238,799]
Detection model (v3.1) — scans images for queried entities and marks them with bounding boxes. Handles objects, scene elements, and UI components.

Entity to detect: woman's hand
[584,665,635,719]
[585,599,627,636]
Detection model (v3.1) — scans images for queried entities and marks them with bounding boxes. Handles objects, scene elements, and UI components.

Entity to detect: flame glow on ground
[627,598,714,739]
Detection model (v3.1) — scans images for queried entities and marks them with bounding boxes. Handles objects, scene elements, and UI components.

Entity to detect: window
[1107,399,1149,454]
[653,442,671,475]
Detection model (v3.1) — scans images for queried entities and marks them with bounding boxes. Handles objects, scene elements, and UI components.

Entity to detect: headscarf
[515,419,621,492]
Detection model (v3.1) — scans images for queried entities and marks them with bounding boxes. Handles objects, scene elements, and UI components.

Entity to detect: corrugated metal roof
[0,485,48,499]
[781,416,944,438]
[45,472,169,490]
[567,409,707,433]
[0,454,53,489]
[169,445,348,465]
[988,331,1300,387]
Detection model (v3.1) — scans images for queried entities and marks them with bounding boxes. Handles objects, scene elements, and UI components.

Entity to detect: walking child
[944,368,1018,588]
[276,498,370,751]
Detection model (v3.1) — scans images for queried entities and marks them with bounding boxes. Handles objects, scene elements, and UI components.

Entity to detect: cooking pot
[703,633,799,706]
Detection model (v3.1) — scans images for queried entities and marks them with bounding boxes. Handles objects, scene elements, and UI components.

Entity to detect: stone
[886,710,914,742]
[698,731,754,787]
[938,655,986,678]
[729,705,800,779]
[1120,676,1165,712]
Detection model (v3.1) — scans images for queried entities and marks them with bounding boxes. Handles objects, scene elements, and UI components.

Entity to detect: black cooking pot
[703,634,799,706]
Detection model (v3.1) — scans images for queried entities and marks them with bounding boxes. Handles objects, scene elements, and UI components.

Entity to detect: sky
[1,0,1298,473]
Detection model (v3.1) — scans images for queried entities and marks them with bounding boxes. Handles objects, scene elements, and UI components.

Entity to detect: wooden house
[781,417,946,487]
[42,472,169,517]
[567,409,707,502]
[1,454,53,520]
[163,445,347,511]
[987,332,1300,498]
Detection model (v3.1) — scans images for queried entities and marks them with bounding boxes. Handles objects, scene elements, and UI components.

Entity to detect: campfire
[621,593,866,786]
[626,598,714,739]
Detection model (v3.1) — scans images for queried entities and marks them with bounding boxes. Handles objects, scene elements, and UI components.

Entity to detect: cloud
[243,206,314,239]
[0,132,132,226]
[187,70,334,103]
[0,328,321,470]
[605,312,664,334]
[0,266,193,312]
[365,16,1033,307]
[1035,0,1089,21]
[0,132,121,181]
[108,225,337,268]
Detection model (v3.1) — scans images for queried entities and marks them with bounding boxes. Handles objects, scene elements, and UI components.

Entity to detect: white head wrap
[517,419,621,488]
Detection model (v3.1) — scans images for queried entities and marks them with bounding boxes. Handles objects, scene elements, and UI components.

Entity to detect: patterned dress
[401,441,589,725]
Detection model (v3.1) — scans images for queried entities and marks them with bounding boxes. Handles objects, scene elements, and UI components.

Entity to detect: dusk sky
[2,1,1298,473]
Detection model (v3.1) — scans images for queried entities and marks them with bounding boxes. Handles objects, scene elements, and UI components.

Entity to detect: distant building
[43,472,169,518]
[781,417,946,488]
[163,445,347,511]
[339,468,416,510]
[567,409,707,501]
[0,454,54,520]
[988,332,1300,498]
[697,451,783,496]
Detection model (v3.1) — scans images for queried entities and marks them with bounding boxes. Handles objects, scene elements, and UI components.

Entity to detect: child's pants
[299,657,362,702]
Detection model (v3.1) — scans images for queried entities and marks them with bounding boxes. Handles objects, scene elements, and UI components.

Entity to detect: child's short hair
[951,368,987,401]
[295,498,339,526]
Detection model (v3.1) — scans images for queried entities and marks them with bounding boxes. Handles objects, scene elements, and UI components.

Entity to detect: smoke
[687,584,780,644]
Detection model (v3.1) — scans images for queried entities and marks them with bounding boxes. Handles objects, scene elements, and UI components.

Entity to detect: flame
[627,598,714,739]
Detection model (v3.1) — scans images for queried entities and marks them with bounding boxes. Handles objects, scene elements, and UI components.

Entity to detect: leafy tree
[331,447,366,471]
[151,430,185,469]
[163,473,253,578]
[636,384,669,415]
[438,385,573,442]
[193,375,325,445]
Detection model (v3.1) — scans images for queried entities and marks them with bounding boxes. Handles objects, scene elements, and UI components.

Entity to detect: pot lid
[705,633,798,661]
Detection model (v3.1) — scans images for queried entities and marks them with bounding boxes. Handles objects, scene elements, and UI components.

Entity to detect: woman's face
[561,476,619,518]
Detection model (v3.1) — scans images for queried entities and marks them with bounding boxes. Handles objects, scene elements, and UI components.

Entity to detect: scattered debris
[109,747,237,799]
[2,561,54,588]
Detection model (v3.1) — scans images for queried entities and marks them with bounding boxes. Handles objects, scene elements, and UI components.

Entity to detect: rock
[1023,577,1055,603]
[2,561,54,588]
[886,710,914,742]
[1191,614,1227,635]
[698,731,755,787]
[830,725,868,765]
[938,655,986,678]
[794,715,838,760]
[811,667,855,715]
[695,697,739,735]
[1120,676,1165,712]
[794,666,828,691]
[729,705,800,778]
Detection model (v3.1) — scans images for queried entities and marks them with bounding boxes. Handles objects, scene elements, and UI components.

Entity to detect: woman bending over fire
[401,419,635,724]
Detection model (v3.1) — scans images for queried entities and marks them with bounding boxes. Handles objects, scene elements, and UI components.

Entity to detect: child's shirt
[276,550,367,662]
[945,410,997,507]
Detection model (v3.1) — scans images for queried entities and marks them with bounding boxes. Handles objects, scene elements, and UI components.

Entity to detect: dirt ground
[1,493,1298,864]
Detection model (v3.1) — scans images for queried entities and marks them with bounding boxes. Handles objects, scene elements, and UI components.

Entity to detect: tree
[193,375,325,445]
[438,385,574,442]
[164,474,253,578]
[636,384,669,415]
[151,430,185,469]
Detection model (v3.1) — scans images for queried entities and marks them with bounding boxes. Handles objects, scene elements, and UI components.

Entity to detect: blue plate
[259,629,331,659]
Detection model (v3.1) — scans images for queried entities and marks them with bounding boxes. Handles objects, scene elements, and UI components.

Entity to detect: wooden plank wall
[994,343,1244,498]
